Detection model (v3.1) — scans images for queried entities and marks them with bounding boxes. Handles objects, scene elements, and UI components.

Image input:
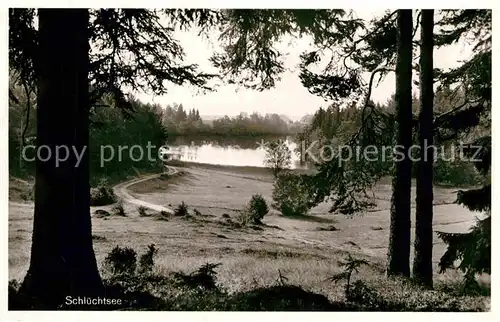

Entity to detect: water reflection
[165,136,307,169]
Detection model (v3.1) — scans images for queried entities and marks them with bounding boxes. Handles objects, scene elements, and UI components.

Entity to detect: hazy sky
[135,10,473,120]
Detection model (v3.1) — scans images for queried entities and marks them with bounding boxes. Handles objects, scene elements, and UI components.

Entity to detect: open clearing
[8,163,486,299]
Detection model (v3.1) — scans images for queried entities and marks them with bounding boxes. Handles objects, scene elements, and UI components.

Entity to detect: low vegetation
[112,200,126,216]
[174,202,189,217]
[239,194,269,225]
[138,244,158,274]
[90,179,117,206]
[104,246,138,276]
[272,172,311,217]
[8,245,488,311]
[137,206,148,217]
[328,254,369,296]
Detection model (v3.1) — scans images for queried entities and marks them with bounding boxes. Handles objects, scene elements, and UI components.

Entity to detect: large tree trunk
[413,9,435,287]
[387,9,413,277]
[18,9,103,308]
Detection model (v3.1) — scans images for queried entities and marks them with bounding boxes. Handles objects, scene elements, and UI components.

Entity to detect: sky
[135,10,474,121]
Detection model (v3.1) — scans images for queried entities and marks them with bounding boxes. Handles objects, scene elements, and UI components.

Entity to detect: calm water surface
[164,136,307,169]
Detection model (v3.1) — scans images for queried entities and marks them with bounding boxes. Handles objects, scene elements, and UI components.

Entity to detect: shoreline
[167,160,314,176]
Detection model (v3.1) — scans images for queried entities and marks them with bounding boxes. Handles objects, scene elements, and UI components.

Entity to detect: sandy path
[112,165,177,214]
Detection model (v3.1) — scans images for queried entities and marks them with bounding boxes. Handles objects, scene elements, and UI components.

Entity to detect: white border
[1,1,498,322]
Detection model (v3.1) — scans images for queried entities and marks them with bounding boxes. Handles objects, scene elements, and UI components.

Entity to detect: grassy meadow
[8,162,490,310]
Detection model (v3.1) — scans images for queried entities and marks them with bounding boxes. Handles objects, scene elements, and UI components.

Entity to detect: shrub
[238,212,255,226]
[92,234,107,241]
[138,206,148,217]
[245,194,269,224]
[93,209,111,218]
[317,225,339,231]
[90,179,117,206]
[272,172,311,217]
[236,211,251,226]
[346,280,379,305]
[435,275,491,297]
[112,200,126,216]
[173,263,222,291]
[433,158,481,187]
[138,244,158,274]
[174,202,189,216]
[328,254,369,296]
[104,246,137,275]
[154,210,170,221]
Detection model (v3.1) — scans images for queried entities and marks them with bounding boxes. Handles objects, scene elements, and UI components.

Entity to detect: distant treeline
[161,102,306,137]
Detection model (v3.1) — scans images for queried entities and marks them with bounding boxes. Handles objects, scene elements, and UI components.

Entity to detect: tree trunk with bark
[19,9,103,308]
[413,9,435,288]
[387,9,413,277]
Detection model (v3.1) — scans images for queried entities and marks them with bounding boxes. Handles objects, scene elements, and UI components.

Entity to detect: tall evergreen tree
[432,9,491,286]
[18,10,103,308]
[9,8,221,308]
[413,9,435,287]
[387,9,413,277]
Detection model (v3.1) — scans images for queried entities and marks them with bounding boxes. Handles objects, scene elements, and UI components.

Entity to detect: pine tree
[387,9,413,277]
[413,9,435,287]
[9,8,221,308]
[432,10,491,285]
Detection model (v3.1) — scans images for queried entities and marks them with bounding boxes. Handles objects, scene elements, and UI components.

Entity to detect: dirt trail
[113,166,177,214]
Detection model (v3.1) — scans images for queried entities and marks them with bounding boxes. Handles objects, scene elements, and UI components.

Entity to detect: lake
[163,136,308,169]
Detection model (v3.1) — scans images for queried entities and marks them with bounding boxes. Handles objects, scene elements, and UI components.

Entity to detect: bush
[138,206,149,217]
[154,210,171,221]
[272,172,311,217]
[244,194,269,224]
[93,209,111,218]
[435,275,491,297]
[138,244,158,274]
[112,200,126,216]
[347,280,379,305]
[433,158,481,187]
[90,179,117,206]
[173,263,222,291]
[174,202,189,216]
[92,234,107,241]
[236,211,251,226]
[104,246,137,275]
